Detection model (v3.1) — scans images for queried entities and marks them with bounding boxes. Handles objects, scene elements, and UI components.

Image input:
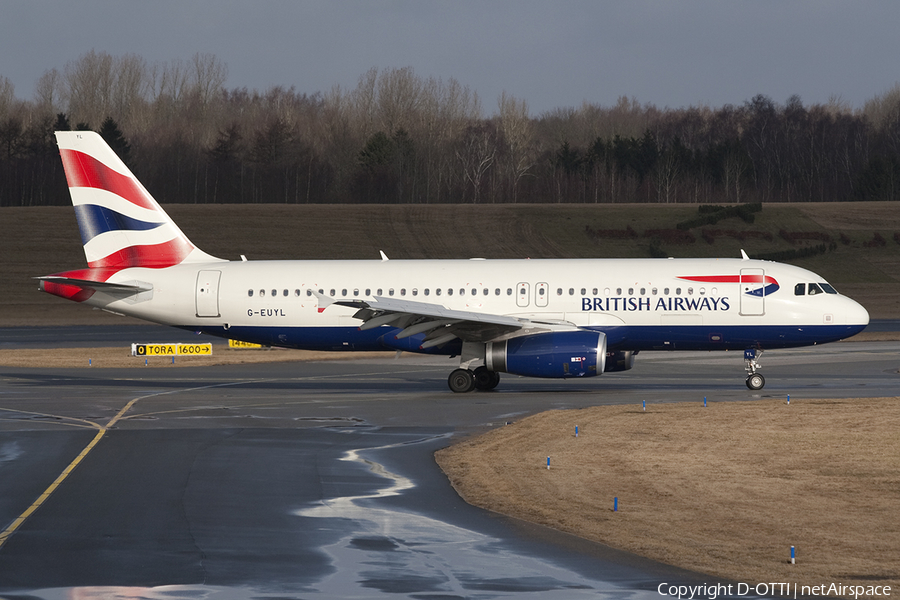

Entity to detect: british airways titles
[582,295,731,312]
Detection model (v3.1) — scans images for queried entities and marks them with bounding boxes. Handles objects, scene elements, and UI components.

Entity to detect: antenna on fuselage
[740,249,750,260]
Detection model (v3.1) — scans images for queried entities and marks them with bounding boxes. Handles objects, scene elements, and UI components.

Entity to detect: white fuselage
[78,257,869,353]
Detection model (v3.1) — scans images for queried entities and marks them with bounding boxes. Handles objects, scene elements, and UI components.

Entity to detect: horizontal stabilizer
[36,276,152,294]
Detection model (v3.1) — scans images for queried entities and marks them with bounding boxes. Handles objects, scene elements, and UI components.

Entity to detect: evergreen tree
[99,117,131,165]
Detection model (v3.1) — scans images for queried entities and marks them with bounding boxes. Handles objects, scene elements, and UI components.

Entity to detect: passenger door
[739,268,765,316]
[196,270,221,317]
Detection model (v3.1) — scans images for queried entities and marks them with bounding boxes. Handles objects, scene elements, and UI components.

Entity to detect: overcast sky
[2,1,899,116]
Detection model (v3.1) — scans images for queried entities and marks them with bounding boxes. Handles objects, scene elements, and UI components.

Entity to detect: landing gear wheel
[473,366,501,391]
[746,373,766,390]
[448,368,476,393]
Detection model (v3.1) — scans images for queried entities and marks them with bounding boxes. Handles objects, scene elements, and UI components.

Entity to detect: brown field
[436,398,900,591]
[2,202,899,326]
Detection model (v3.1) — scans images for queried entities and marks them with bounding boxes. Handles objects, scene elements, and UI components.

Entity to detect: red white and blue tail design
[55,131,222,271]
[39,132,223,302]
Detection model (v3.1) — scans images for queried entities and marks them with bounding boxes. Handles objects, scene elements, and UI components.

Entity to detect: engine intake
[486,331,607,378]
[604,350,637,372]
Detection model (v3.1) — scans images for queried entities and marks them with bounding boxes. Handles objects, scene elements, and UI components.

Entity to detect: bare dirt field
[436,398,900,592]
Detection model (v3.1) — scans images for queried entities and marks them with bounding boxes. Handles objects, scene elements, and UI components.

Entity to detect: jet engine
[604,350,637,372]
[485,331,607,378]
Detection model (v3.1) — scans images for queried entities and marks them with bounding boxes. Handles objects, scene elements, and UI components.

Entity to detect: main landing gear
[448,366,500,393]
[744,348,765,390]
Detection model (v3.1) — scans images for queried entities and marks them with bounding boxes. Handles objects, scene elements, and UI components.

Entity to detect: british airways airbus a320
[39,132,869,392]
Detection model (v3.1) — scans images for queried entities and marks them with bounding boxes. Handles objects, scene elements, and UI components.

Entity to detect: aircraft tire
[448,368,476,393]
[473,366,500,391]
[746,373,765,390]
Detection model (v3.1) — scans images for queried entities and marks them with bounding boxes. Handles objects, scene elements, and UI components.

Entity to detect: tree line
[1,51,899,207]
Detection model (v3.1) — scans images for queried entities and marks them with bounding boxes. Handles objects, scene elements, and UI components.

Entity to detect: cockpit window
[794,283,805,296]
[808,283,823,295]
[821,283,837,294]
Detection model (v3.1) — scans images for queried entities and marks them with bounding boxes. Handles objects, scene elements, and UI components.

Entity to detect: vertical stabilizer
[55,131,223,271]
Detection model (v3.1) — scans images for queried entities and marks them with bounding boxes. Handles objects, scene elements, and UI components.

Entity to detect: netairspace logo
[657,581,892,599]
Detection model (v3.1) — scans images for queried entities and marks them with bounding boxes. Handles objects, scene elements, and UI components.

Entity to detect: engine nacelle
[485,331,607,378]
[604,350,637,373]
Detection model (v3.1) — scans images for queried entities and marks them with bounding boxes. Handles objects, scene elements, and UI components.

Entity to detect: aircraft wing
[315,292,538,348]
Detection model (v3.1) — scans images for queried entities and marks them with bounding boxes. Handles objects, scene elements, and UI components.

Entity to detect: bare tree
[497,91,533,202]
[376,67,422,135]
[63,50,116,128]
[33,69,62,116]
[456,122,497,203]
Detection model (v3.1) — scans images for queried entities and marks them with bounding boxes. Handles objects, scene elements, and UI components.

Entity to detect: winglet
[740,249,750,260]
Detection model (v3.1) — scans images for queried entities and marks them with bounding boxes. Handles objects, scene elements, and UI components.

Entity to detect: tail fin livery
[55,131,222,271]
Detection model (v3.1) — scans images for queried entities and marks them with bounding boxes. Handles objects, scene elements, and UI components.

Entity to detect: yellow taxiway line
[0,398,139,550]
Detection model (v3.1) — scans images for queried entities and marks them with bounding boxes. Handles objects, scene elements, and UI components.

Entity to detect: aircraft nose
[843,296,870,327]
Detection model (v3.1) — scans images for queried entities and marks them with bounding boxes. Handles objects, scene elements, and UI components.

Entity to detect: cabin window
[353,289,359,297]
[389,288,395,296]
[652,287,658,295]
[538,287,544,297]
[699,287,706,295]
[260,289,266,297]
[447,288,453,296]
[569,288,575,296]
[460,288,465,296]
[341,289,347,297]
[271,289,277,297]
[318,289,324,295]
[424,289,430,296]
[557,288,563,296]
[616,288,622,295]
[471,288,477,296]
[400,288,406,296]
[640,288,646,295]
[306,289,313,297]
[687,287,694,295]
[675,287,682,295]
[580,288,586,295]
[377,288,383,295]
[808,283,823,295]
[664,287,669,295]
[365,288,371,296]
[294,289,300,297]
[507,288,513,296]
[248,289,254,297]
[436,289,442,296]
[628,288,634,296]
[592,288,598,295]
[483,288,489,296]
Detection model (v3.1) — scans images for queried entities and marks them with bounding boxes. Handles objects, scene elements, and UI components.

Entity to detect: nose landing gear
[744,348,765,390]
